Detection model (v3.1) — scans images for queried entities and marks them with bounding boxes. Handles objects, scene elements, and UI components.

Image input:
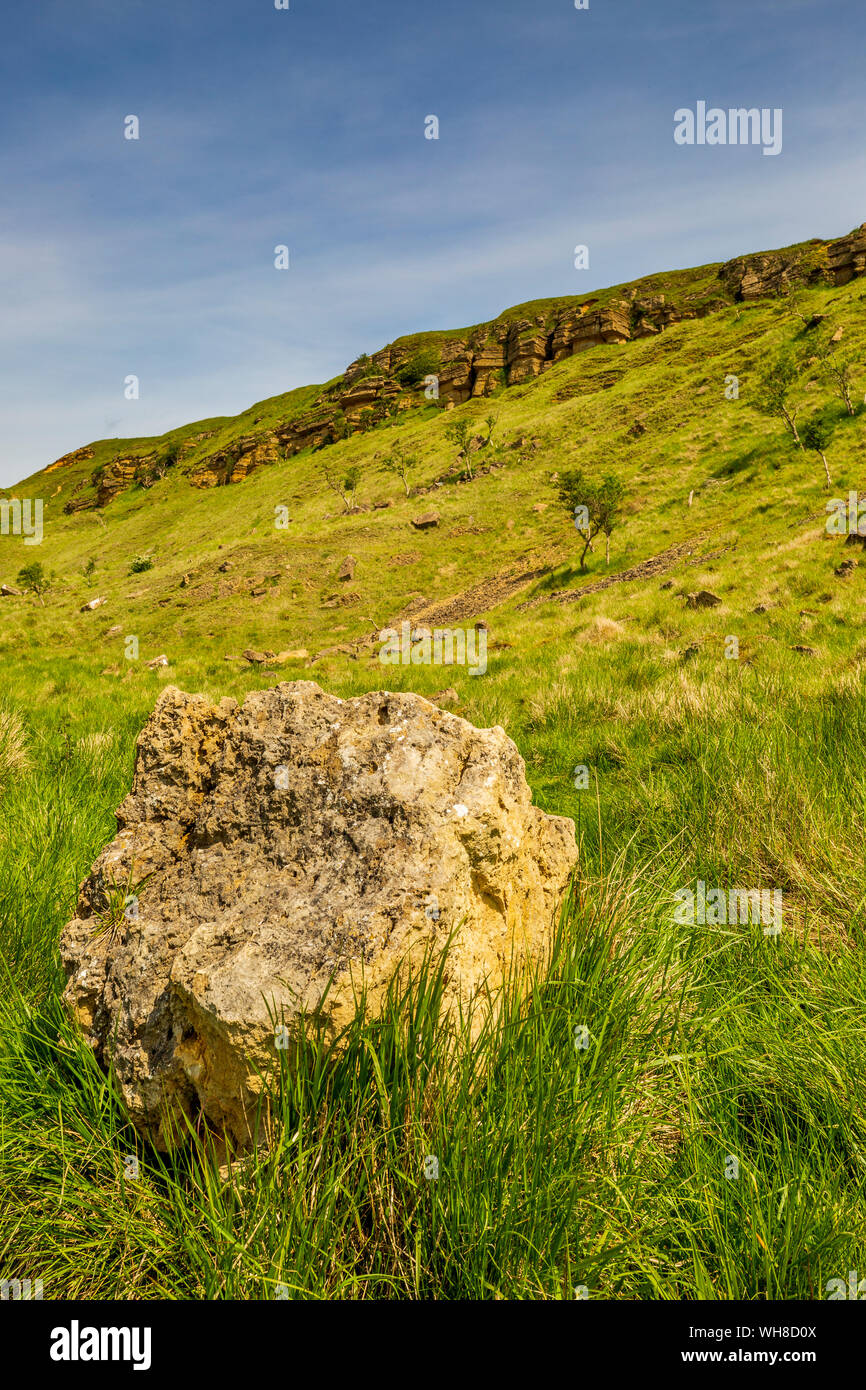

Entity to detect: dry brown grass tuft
[0,709,30,780]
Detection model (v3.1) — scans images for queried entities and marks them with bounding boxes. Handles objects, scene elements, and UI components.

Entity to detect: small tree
[322,462,360,513]
[445,419,475,478]
[331,412,350,442]
[17,560,49,605]
[381,442,417,497]
[395,348,440,389]
[755,349,806,449]
[596,474,625,566]
[483,414,497,445]
[83,557,97,578]
[800,414,833,490]
[820,346,856,417]
[785,289,819,330]
[153,442,181,479]
[556,470,625,570]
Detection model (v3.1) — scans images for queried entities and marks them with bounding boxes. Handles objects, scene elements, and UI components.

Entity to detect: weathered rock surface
[60,682,577,1151]
[685,590,722,609]
[45,444,94,474]
[827,223,866,286]
[717,238,827,301]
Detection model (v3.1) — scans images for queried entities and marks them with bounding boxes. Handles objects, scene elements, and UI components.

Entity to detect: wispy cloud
[1,0,864,484]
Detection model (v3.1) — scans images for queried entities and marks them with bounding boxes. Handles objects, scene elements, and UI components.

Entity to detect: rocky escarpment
[59,682,578,1152]
[57,220,866,511]
[827,223,866,286]
[716,225,865,301]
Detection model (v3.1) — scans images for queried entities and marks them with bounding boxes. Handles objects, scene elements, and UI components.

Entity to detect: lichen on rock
[60,682,577,1151]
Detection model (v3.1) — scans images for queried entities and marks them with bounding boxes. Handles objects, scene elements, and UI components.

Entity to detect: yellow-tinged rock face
[60,681,577,1152]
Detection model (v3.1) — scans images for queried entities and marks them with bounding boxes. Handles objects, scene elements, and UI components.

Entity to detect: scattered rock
[147,655,170,669]
[273,649,310,664]
[105,625,123,637]
[218,561,232,573]
[81,597,106,612]
[0,584,22,597]
[59,682,578,1151]
[790,645,818,656]
[338,555,357,582]
[101,665,121,677]
[685,590,722,610]
[753,603,770,614]
[830,326,844,344]
[430,688,460,706]
[660,580,674,591]
[310,643,359,662]
[321,592,360,609]
[835,559,858,578]
[242,649,275,664]
[682,643,701,660]
[411,511,441,530]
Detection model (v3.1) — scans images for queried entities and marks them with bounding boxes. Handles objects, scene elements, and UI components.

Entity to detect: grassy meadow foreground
[1,253,865,1298]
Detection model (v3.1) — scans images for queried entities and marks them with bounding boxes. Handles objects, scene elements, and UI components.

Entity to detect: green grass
[1,253,866,1300]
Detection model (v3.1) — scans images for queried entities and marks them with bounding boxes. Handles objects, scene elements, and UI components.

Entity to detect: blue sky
[2,0,864,486]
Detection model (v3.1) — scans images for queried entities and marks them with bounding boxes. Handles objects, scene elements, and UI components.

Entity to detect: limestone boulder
[59,682,577,1151]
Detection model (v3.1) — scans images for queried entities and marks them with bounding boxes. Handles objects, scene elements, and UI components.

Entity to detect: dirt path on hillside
[369,533,733,645]
[517,534,735,610]
[399,559,554,627]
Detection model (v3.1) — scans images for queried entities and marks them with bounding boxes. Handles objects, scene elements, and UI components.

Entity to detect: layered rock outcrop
[717,237,830,301]
[52,220,866,510]
[189,433,281,489]
[44,445,94,474]
[60,683,577,1151]
[827,223,866,286]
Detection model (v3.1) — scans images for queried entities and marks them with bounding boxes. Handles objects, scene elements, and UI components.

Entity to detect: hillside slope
[2,219,866,1300]
[10,220,865,513]
[1,219,864,707]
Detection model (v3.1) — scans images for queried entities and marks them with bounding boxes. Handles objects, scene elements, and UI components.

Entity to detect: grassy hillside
[1,243,865,1299]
